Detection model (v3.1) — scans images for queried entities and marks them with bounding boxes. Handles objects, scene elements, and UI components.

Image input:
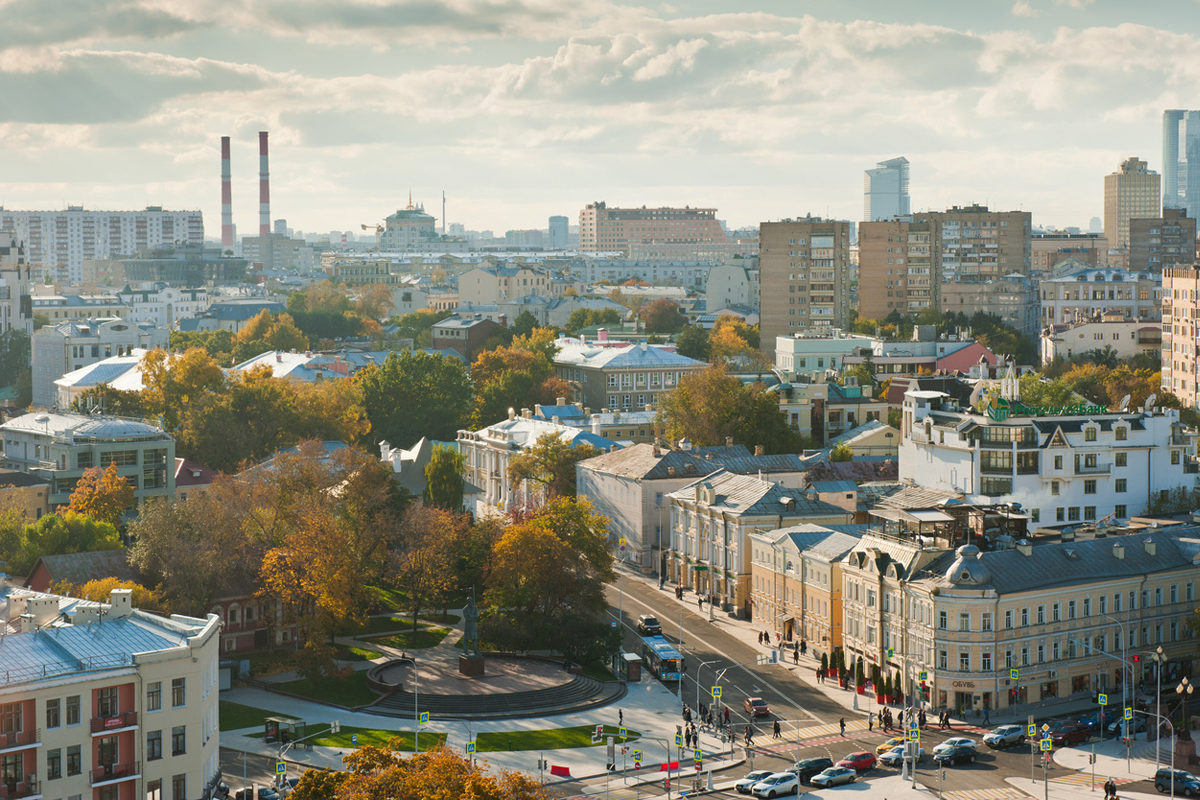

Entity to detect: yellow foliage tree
[336,744,552,800]
[53,577,166,613]
[66,463,135,525]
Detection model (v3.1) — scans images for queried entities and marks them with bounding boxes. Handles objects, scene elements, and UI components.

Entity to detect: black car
[1156,768,1200,797]
[790,757,834,785]
[636,615,662,635]
[932,744,976,766]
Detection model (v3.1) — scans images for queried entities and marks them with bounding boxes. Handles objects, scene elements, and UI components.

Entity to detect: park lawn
[369,627,450,650]
[275,670,379,708]
[577,660,617,682]
[477,725,639,752]
[333,645,383,662]
[219,701,275,731]
[306,726,447,751]
[364,585,407,612]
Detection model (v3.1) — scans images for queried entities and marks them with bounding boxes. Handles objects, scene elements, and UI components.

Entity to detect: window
[1054,455,1064,470]
[1115,504,1127,518]
[1100,595,1107,614]
[98,735,118,767]
[46,698,60,729]
[147,682,161,712]
[1083,598,1091,617]
[1053,603,1060,622]
[171,726,186,756]
[97,686,119,718]
[1051,481,1060,496]
[1115,478,1127,493]
[171,678,185,707]
[1021,607,1029,627]
[47,748,62,780]
[1188,583,1194,602]
[1037,605,1045,624]
[148,780,162,800]
[1004,609,1013,629]
[172,775,187,800]
[1084,479,1096,495]
[1005,650,1014,668]
[100,450,137,467]
[1068,507,1080,521]
[1067,601,1075,620]
[1114,593,1121,612]
[1172,451,1181,465]
[1085,428,1097,442]
[938,611,947,629]
[982,652,992,671]
[66,695,80,726]
[1037,644,1045,662]
[1115,426,1127,441]
[959,651,970,671]
[1021,647,1029,666]
[959,612,970,631]
[1056,507,1065,522]
[982,612,993,631]
[1116,452,1127,467]
[1155,587,1163,606]
[148,730,162,761]
[67,745,81,776]
[1053,641,1061,659]
[938,650,948,669]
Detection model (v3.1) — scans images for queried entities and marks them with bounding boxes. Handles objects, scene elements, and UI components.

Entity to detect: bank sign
[986,397,1108,421]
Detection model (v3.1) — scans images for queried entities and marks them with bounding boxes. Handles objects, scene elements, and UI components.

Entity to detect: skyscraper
[863,157,910,221]
[548,215,569,249]
[1103,157,1160,250]
[758,216,852,349]
[1163,109,1200,216]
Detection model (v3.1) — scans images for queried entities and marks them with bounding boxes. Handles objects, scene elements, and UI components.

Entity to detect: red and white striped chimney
[220,136,233,248]
[258,131,270,237]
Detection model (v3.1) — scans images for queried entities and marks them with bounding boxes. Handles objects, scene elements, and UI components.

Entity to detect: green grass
[274,670,379,707]
[369,627,450,650]
[333,645,383,662]
[577,659,618,681]
[340,612,461,636]
[244,649,296,677]
[219,701,276,731]
[306,725,447,751]
[477,725,639,752]
[364,585,407,612]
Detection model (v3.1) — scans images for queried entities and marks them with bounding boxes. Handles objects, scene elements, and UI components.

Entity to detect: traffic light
[1132,655,1140,663]
[920,681,930,701]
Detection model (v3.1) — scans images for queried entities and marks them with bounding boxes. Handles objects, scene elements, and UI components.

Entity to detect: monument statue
[463,587,480,657]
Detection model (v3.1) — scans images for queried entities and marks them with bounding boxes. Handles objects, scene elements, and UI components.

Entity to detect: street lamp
[1151,645,1168,771]
[1177,677,1194,742]
[1100,610,1131,772]
[695,659,721,719]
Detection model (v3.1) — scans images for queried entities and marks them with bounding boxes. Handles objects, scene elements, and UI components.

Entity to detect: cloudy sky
[1,0,1198,237]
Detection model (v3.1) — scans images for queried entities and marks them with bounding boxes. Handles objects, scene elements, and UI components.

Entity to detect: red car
[744,697,771,717]
[837,752,877,772]
[1048,722,1089,747]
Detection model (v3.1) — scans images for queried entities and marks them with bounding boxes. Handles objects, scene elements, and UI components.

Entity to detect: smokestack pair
[219,131,270,247]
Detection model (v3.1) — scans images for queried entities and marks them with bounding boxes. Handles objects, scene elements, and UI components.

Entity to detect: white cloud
[1011,1,1037,17]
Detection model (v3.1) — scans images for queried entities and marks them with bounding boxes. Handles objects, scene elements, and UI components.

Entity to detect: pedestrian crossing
[942,788,1034,800]
[1052,772,1133,788]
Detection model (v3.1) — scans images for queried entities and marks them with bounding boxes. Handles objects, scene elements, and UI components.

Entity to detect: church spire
[407,189,414,210]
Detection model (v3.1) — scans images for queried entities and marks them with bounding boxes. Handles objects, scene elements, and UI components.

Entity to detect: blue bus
[640,635,685,682]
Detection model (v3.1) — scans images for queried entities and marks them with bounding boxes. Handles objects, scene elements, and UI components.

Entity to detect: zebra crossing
[942,788,1033,800]
[1052,771,1133,788]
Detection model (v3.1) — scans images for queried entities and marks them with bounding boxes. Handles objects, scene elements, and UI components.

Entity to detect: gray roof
[1,412,169,441]
[671,470,851,518]
[765,523,864,563]
[28,549,136,587]
[577,443,809,482]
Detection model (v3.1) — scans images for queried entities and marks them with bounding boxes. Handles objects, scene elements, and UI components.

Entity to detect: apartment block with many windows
[0,586,221,800]
[758,218,852,350]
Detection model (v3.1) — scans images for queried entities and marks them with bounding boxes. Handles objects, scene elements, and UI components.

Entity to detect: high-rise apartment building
[1104,157,1160,250]
[1031,231,1107,275]
[1164,109,1200,216]
[0,235,32,338]
[1162,263,1200,406]
[578,202,729,259]
[759,217,852,348]
[857,219,934,318]
[863,157,910,221]
[1129,208,1197,272]
[548,215,569,249]
[913,205,1032,282]
[0,206,203,284]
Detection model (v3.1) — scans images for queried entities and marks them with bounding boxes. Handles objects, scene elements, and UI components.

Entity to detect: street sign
[908,728,920,741]
[693,749,703,762]
[692,565,708,571]
[919,670,928,682]
[886,648,894,659]
[619,727,628,738]
[276,761,286,776]
[634,762,641,770]
[711,686,722,698]
[1026,724,1036,737]
[1124,707,1133,720]
[611,620,617,628]
[1041,723,1050,734]
[351,733,358,745]
[675,733,683,747]
[1098,693,1108,705]
[466,742,476,753]
[1040,738,1052,752]
[1011,668,1019,680]
[419,711,429,725]
[632,749,643,761]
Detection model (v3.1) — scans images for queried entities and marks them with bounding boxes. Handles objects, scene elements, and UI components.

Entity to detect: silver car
[983,724,1025,748]
[810,766,856,787]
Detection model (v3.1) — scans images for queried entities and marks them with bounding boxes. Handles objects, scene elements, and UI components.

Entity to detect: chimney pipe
[220,136,233,248]
[258,131,270,238]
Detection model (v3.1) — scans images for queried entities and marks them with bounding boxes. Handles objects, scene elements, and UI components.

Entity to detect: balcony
[0,729,41,758]
[91,761,140,787]
[1075,462,1111,475]
[0,780,40,800]
[90,710,137,734]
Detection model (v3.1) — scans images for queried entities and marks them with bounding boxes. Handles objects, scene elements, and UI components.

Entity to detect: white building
[575,258,717,289]
[0,235,32,338]
[457,265,551,306]
[703,263,759,311]
[899,374,1197,526]
[774,329,875,381]
[32,318,168,409]
[114,286,211,329]
[0,584,222,800]
[1038,267,1161,326]
[0,206,203,284]
[1040,316,1161,366]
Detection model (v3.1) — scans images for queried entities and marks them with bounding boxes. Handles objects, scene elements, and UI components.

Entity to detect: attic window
[960,572,971,581]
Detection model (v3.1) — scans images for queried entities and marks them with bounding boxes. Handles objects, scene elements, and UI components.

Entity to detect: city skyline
[1,1,1199,236]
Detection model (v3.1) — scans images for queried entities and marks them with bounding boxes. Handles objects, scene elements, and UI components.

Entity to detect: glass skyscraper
[1163,109,1200,216]
[864,157,910,221]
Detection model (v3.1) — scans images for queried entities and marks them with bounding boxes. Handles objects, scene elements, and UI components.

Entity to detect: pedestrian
[1103,777,1116,800]
[743,725,751,746]
[793,648,799,665]
[983,706,990,726]
[618,709,623,727]
[816,667,823,684]
[919,709,926,729]
[800,640,807,656]
[773,720,781,739]
[868,711,874,732]
[839,718,846,736]
[723,707,731,725]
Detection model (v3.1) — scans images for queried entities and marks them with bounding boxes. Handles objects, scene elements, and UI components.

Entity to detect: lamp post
[695,659,720,719]
[1151,645,1168,771]
[1178,677,1194,742]
[1100,610,1131,772]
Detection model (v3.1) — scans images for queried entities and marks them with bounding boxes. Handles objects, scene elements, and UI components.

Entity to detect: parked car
[636,615,662,635]
[1106,715,1146,737]
[789,757,833,785]
[1049,721,1090,747]
[879,745,925,767]
[1078,713,1111,733]
[875,736,906,755]
[983,725,1025,748]
[809,766,857,788]
[750,772,799,798]
[735,770,775,794]
[836,751,876,772]
[1155,767,1200,796]
[932,737,977,756]
[744,697,771,717]
[932,744,976,766]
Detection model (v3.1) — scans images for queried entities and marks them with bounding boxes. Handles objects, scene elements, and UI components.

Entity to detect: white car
[931,737,977,755]
[751,772,800,798]
[879,745,925,767]
[735,771,774,794]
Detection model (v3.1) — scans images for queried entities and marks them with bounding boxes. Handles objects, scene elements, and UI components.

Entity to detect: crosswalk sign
[886,648,894,659]
[693,749,703,762]
[675,733,683,747]
[1010,668,1019,680]
[619,727,627,738]
[1040,738,1052,752]
[632,749,643,761]
[908,728,920,741]
[1027,723,1036,737]
[276,761,286,775]
[711,686,722,698]
[419,711,429,725]
[919,670,928,682]
[1098,693,1108,706]
[466,742,476,753]
[1125,707,1133,720]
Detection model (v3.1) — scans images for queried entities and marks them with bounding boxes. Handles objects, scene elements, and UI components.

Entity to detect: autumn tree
[506,433,597,501]
[674,324,711,361]
[168,328,235,362]
[708,315,761,365]
[53,577,165,613]
[423,446,466,511]
[470,330,570,426]
[639,298,687,333]
[336,744,552,800]
[65,463,135,525]
[656,365,805,453]
[12,512,122,575]
[71,385,146,417]
[354,350,472,447]
[231,310,309,363]
[390,505,464,631]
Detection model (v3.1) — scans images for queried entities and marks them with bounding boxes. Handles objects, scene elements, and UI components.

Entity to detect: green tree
[510,310,539,338]
[830,442,853,462]
[15,512,122,575]
[354,351,473,448]
[423,446,466,512]
[639,298,687,333]
[674,325,710,361]
[657,366,805,453]
[230,310,310,363]
[505,433,597,501]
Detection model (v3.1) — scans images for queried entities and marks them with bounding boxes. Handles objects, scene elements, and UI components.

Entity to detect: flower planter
[838,678,848,689]
[875,695,886,705]
[856,685,867,695]
[884,694,893,704]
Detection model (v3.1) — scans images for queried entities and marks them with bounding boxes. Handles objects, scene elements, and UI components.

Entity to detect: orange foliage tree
[66,463,135,525]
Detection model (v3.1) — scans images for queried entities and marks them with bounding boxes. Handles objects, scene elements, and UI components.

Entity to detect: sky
[2,0,1200,237]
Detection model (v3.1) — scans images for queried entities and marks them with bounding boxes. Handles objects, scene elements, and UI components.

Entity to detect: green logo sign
[987,397,1108,421]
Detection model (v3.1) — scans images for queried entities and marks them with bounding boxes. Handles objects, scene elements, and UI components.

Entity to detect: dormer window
[1114,425,1127,441]
[1084,426,1097,442]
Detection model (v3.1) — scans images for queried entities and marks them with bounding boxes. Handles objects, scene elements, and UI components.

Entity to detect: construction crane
[360,223,383,233]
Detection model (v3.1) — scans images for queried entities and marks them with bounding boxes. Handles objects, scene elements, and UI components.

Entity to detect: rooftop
[1,412,170,442]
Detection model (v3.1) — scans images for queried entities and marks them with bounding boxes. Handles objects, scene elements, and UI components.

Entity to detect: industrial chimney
[220,136,234,248]
[258,131,270,237]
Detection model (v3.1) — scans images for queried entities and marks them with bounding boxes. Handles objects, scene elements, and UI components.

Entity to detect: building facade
[552,338,707,411]
[1104,157,1161,251]
[0,412,176,508]
[1128,208,1197,273]
[1163,109,1200,218]
[578,202,730,259]
[1161,263,1200,407]
[31,319,167,409]
[913,206,1033,282]
[0,585,222,800]
[0,235,32,339]
[548,216,569,249]
[378,201,438,250]
[857,218,935,318]
[864,157,911,222]
[457,266,551,306]
[759,217,852,348]
[1039,267,1161,325]
[939,276,1039,341]
[1040,317,1162,365]
[1031,231,1107,276]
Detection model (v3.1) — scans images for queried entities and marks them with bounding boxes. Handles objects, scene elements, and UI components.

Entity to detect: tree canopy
[2,511,122,576]
[656,365,806,453]
[65,463,135,526]
[423,445,466,512]
[505,433,597,502]
[354,350,473,448]
[639,298,687,333]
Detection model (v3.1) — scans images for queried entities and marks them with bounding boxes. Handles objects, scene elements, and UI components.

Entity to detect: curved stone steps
[369,675,626,720]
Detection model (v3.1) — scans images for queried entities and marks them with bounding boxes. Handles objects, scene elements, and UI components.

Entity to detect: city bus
[640,635,685,682]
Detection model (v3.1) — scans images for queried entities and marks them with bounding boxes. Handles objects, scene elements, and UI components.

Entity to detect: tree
[469,336,569,426]
[54,577,165,613]
[565,307,621,333]
[338,744,552,800]
[657,366,805,453]
[231,310,309,362]
[168,328,235,363]
[423,446,466,512]
[511,310,539,338]
[674,325,710,361]
[830,443,853,462]
[288,768,347,800]
[391,505,462,632]
[506,433,597,502]
[66,463,135,525]
[72,384,146,417]
[639,298,687,333]
[13,512,122,575]
[355,350,473,447]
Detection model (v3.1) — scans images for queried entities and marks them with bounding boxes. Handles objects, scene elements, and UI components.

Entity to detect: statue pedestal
[1175,736,1197,767]
[459,655,485,676]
